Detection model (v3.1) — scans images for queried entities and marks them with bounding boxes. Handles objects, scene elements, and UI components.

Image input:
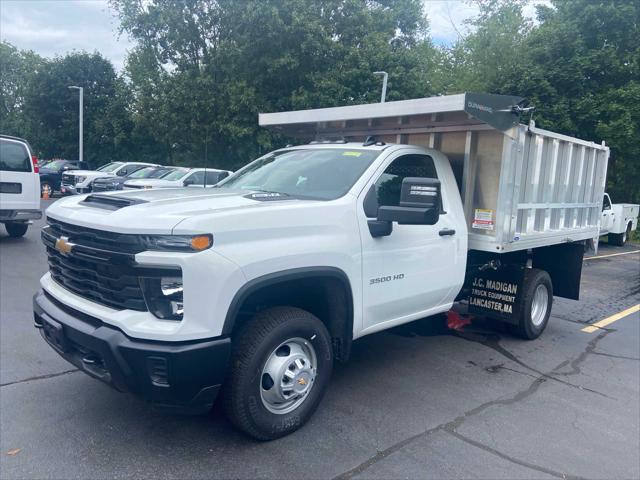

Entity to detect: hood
[44,188,307,234]
[64,169,114,177]
[93,175,125,184]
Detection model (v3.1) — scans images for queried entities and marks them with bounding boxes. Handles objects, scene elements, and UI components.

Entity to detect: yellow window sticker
[342,151,362,157]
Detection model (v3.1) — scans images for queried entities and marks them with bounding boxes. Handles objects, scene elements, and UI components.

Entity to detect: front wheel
[223,307,333,440]
[5,222,29,238]
[509,268,553,340]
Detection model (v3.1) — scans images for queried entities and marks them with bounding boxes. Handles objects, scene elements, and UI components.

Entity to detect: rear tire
[509,268,553,340]
[609,224,631,246]
[223,306,333,440]
[5,222,29,238]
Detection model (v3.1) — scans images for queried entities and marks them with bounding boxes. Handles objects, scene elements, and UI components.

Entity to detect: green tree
[445,0,532,93]
[0,42,44,136]
[111,0,436,168]
[18,51,134,166]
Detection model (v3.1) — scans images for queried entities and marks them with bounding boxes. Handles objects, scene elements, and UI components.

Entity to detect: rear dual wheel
[509,268,553,340]
[224,306,333,440]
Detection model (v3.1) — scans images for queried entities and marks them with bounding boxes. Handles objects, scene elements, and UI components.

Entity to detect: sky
[1,0,550,71]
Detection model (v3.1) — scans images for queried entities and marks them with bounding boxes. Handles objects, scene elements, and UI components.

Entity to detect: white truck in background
[600,193,638,246]
[61,161,157,194]
[34,93,610,440]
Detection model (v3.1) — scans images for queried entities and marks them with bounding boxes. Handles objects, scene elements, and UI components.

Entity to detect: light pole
[373,71,388,103]
[68,86,83,162]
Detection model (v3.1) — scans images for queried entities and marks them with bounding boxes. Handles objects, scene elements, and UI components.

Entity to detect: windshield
[96,162,123,172]
[217,148,380,200]
[161,168,189,181]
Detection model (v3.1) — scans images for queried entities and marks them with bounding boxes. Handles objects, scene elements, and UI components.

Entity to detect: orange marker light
[191,235,212,251]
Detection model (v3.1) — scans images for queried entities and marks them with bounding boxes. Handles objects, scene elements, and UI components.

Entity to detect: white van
[0,135,42,237]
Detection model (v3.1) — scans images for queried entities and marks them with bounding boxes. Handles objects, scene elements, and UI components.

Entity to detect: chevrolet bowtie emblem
[55,236,75,255]
[297,377,307,386]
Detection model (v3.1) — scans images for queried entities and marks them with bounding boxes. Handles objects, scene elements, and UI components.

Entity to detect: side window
[0,140,31,172]
[205,171,224,184]
[602,195,611,211]
[127,165,145,176]
[188,172,204,184]
[374,154,438,208]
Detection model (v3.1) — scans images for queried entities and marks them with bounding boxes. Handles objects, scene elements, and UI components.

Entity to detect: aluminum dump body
[259,93,610,253]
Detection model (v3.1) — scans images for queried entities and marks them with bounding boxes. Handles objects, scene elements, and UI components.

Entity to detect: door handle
[439,228,456,236]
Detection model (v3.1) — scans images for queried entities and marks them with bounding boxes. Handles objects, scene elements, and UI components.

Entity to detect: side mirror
[377,177,441,226]
[183,178,195,186]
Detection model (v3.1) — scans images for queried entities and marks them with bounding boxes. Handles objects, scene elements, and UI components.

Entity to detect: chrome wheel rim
[623,231,627,243]
[530,284,549,327]
[260,337,317,415]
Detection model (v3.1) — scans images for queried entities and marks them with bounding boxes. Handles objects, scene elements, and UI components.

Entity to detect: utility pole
[68,86,84,162]
[373,71,388,103]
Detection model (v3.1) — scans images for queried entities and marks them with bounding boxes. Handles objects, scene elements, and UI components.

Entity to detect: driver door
[601,194,613,234]
[358,151,465,334]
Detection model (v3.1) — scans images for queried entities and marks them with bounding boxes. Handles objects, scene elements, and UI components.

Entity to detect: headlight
[140,234,213,252]
[140,274,184,320]
[76,176,87,183]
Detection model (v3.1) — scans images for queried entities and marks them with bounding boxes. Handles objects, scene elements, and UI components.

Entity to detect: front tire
[5,222,29,238]
[509,268,553,340]
[224,307,333,440]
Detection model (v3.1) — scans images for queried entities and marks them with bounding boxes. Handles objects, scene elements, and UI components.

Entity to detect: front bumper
[33,289,231,414]
[60,184,91,195]
[0,209,42,222]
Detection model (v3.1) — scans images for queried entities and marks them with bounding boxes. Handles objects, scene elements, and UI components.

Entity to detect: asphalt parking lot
[1,198,639,480]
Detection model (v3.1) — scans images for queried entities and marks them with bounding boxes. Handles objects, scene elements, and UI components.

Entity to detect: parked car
[0,134,41,237]
[123,167,231,189]
[92,166,178,192]
[34,93,610,439]
[39,159,88,197]
[600,193,639,246]
[61,161,157,194]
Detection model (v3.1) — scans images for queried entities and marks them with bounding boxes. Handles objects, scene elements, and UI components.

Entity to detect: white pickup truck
[600,193,638,246]
[61,161,157,194]
[34,93,609,440]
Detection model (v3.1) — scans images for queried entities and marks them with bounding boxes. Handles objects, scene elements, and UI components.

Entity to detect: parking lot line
[585,250,640,260]
[581,304,640,333]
